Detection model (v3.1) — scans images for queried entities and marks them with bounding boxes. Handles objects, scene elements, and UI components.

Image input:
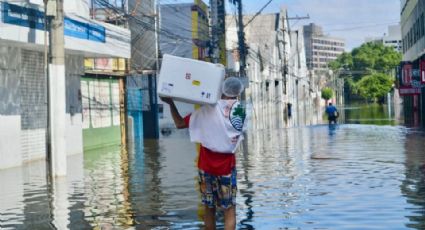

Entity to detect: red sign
[402,64,412,85]
[420,60,425,84]
[399,86,421,96]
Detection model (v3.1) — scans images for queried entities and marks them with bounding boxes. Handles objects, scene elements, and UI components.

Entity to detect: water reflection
[343,103,402,126]
[401,131,425,229]
[3,104,425,229]
[240,125,413,229]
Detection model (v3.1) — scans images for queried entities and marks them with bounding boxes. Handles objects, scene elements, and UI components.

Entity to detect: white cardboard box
[157,54,225,104]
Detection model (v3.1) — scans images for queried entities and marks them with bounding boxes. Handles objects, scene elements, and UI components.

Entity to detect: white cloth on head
[188,99,245,153]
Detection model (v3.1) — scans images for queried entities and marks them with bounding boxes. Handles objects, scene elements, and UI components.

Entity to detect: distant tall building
[365,25,402,52]
[303,23,345,70]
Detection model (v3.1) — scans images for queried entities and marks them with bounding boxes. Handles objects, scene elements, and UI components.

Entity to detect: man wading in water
[161,77,246,230]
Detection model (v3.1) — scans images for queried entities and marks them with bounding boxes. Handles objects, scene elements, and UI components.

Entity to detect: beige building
[303,23,345,70]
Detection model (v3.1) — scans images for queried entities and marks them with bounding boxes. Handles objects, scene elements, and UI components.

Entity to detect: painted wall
[81,77,121,150]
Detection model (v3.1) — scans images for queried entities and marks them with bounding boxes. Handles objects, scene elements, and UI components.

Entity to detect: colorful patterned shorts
[198,168,237,209]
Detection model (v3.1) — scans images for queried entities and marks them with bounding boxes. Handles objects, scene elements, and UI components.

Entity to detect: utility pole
[209,0,226,65]
[209,0,219,63]
[46,0,67,177]
[236,0,247,83]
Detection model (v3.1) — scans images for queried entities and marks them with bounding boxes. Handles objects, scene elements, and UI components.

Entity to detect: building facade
[365,25,402,52]
[226,7,323,130]
[158,0,209,132]
[399,0,425,127]
[303,23,345,71]
[0,0,130,169]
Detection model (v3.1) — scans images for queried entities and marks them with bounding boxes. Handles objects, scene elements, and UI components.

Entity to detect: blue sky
[161,0,400,51]
[233,0,400,51]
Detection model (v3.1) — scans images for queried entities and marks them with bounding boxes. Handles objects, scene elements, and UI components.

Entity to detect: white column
[49,64,67,176]
[52,176,69,229]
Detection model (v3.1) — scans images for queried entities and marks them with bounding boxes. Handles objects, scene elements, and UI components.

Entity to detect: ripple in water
[1,126,425,229]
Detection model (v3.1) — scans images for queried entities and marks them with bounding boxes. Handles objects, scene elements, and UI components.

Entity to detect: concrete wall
[0,46,21,168]
[65,55,84,155]
[127,0,157,71]
[225,7,322,130]
[14,0,90,17]
[0,44,84,169]
[401,0,425,61]
[158,3,208,132]
[64,0,90,18]
[160,4,193,58]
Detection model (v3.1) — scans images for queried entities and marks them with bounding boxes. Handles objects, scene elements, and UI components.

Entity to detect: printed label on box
[192,80,201,86]
[161,82,174,93]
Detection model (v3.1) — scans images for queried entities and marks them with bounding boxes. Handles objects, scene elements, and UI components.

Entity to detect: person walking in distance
[325,102,339,124]
[161,77,246,230]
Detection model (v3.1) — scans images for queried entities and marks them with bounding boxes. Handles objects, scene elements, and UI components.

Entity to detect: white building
[226,7,321,130]
[365,24,402,52]
[0,0,130,169]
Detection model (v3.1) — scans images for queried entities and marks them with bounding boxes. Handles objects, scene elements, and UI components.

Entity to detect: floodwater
[1,104,425,229]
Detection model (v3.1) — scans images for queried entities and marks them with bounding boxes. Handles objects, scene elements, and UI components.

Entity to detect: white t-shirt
[188,99,246,153]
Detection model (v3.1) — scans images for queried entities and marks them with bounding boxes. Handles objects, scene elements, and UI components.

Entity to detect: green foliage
[321,87,334,101]
[328,52,353,73]
[351,42,401,76]
[356,73,394,102]
[329,42,401,100]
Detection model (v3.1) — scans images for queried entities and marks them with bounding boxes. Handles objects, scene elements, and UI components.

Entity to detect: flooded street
[2,104,425,229]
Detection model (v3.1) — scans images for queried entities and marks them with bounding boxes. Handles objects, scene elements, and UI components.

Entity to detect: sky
[232,0,401,51]
[160,0,401,51]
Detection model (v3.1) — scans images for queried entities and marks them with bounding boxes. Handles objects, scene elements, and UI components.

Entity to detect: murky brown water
[2,104,425,229]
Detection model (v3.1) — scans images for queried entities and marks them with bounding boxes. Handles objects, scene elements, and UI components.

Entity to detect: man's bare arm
[161,97,187,129]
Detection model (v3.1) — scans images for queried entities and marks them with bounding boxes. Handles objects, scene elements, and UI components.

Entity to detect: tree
[356,73,394,102]
[328,52,353,75]
[328,42,401,101]
[321,87,333,102]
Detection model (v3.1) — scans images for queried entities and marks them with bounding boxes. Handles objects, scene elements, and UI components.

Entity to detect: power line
[95,0,195,44]
[243,0,273,27]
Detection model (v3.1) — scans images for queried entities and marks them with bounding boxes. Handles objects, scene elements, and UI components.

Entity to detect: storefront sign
[399,86,421,96]
[95,58,113,70]
[402,64,412,86]
[1,2,45,29]
[420,60,425,84]
[64,17,89,40]
[2,2,105,43]
[411,80,422,88]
